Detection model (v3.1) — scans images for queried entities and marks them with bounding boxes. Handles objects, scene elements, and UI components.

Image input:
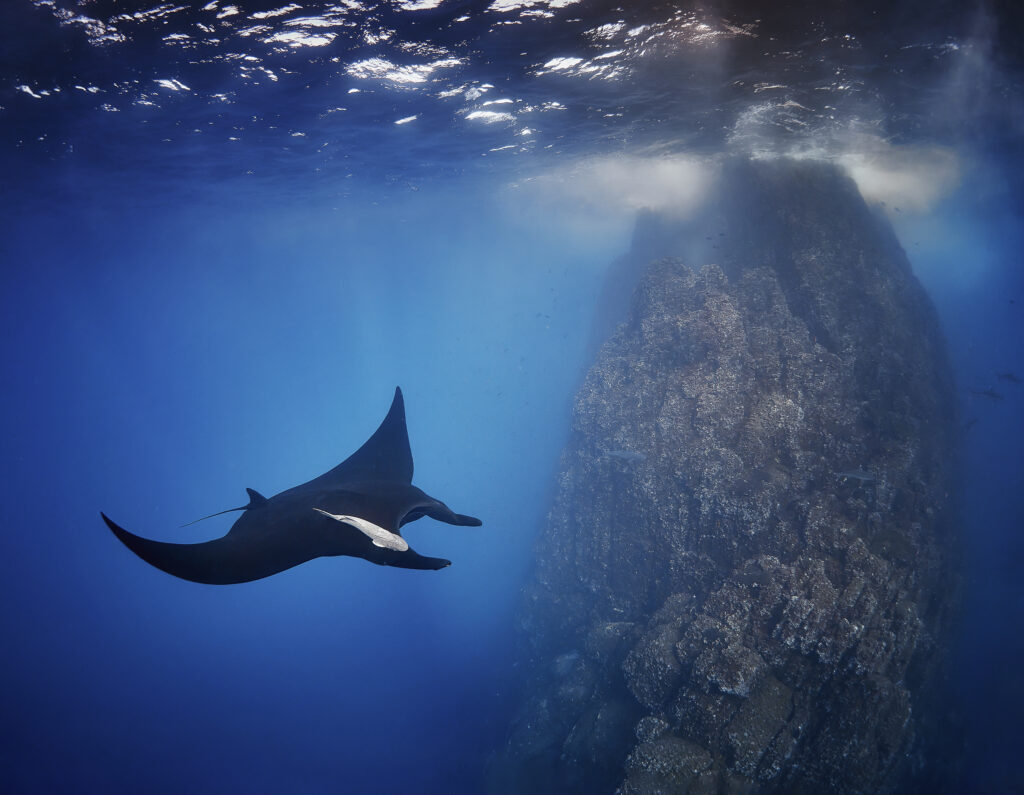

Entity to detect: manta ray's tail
[179,487,268,527]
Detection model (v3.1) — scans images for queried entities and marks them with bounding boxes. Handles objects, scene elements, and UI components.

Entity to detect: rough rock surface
[490,159,960,794]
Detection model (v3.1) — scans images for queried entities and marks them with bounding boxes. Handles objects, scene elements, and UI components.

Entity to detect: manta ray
[102,387,481,584]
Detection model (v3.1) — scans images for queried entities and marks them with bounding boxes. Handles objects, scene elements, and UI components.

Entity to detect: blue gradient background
[2,1,1023,791]
[0,179,622,792]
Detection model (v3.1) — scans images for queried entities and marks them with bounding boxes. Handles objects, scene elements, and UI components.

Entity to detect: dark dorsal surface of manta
[101,387,481,584]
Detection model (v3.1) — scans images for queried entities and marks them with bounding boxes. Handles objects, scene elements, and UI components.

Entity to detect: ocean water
[1,1,1022,793]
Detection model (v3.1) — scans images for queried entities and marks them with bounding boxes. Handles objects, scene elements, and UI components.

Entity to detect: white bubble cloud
[841,145,961,213]
[527,154,714,216]
[506,153,716,247]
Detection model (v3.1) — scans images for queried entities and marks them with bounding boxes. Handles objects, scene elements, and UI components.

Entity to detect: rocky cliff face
[491,159,960,794]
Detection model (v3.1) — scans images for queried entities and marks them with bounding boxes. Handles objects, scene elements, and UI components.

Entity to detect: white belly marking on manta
[312,508,410,552]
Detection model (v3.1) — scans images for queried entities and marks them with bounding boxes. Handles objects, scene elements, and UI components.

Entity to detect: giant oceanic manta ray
[101,387,482,584]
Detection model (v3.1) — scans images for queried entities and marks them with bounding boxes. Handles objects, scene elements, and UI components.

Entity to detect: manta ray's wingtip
[101,511,133,542]
[101,512,142,553]
[388,385,406,418]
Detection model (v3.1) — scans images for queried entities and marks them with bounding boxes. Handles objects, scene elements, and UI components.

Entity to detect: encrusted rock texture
[491,159,960,794]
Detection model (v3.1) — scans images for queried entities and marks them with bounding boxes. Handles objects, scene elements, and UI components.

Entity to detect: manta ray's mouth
[312,508,410,552]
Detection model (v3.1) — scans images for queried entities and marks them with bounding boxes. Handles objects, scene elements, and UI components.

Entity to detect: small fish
[835,469,875,483]
[312,509,409,552]
[553,651,580,677]
[602,449,646,463]
[970,388,1004,401]
[962,418,978,433]
[995,372,1021,384]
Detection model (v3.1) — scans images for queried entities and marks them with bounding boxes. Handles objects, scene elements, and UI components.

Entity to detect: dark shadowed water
[2,1,1022,792]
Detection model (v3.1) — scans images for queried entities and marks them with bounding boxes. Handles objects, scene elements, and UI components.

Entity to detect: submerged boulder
[492,159,960,793]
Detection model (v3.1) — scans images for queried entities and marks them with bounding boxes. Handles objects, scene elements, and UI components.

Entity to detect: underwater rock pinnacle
[491,159,961,794]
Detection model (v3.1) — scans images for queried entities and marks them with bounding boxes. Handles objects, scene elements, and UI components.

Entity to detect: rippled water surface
[6,0,1016,183]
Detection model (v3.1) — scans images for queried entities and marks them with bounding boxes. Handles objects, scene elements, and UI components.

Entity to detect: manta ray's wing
[101,512,312,584]
[302,387,413,489]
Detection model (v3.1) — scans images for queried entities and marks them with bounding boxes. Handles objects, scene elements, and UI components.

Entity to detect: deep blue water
[2,1,1023,792]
